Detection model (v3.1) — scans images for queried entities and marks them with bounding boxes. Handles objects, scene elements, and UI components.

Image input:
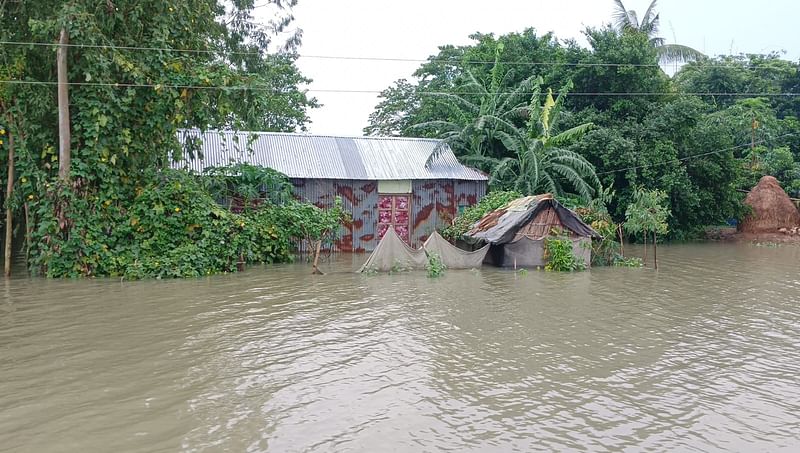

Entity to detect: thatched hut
[740,176,800,233]
[464,194,599,268]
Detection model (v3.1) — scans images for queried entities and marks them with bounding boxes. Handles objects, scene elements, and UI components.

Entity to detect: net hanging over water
[357,228,489,273]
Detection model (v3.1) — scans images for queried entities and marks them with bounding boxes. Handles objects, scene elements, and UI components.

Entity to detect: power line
[0,40,794,70]
[1,79,798,97]
[596,134,796,176]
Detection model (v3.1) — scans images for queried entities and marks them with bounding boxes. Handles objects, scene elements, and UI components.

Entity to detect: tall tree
[364,79,420,136]
[612,0,704,64]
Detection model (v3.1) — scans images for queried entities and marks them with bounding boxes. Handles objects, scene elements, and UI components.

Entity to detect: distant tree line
[365,21,800,239]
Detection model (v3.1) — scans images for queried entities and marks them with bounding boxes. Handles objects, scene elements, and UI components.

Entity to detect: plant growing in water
[544,228,586,272]
[624,187,670,269]
[389,259,414,274]
[425,252,447,278]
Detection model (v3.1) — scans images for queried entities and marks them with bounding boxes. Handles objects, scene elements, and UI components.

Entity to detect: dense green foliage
[487,84,600,197]
[543,229,586,272]
[30,169,288,278]
[624,187,670,238]
[0,1,321,277]
[202,163,294,210]
[27,167,346,279]
[366,17,800,239]
[440,190,521,241]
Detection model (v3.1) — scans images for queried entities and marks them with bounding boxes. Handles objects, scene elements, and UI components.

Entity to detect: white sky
[268,0,800,135]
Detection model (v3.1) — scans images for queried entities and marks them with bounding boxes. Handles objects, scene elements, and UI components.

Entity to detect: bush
[543,229,586,272]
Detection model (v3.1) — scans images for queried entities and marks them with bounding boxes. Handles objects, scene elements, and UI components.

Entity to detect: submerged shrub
[543,229,586,272]
[613,255,644,267]
[425,252,447,278]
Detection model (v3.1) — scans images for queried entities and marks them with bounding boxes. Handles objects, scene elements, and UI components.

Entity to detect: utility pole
[57,28,71,181]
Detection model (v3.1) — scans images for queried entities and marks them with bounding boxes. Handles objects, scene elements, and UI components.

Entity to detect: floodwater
[1,243,799,452]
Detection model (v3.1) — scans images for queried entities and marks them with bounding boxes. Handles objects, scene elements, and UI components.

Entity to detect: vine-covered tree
[0,0,318,276]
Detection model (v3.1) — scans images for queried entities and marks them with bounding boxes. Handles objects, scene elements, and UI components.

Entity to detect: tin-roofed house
[176,130,488,252]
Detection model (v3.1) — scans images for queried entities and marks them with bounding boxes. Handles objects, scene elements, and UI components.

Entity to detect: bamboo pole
[617,223,625,258]
[4,128,14,277]
[57,28,71,181]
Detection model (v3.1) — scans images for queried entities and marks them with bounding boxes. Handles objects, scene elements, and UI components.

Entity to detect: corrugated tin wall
[411,180,487,247]
[291,178,378,253]
[291,178,486,252]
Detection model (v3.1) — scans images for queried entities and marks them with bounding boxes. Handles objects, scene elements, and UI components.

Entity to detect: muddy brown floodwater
[1,242,799,452]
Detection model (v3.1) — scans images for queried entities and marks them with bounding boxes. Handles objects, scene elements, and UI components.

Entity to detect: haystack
[740,176,800,233]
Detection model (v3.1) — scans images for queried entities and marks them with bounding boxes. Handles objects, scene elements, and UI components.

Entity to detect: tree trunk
[617,223,625,258]
[24,202,30,265]
[4,129,14,277]
[311,240,323,275]
[653,231,658,270]
[643,231,648,266]
[57,28,71,181]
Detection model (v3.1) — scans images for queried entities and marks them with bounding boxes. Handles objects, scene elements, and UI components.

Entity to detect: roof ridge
[178,128,442,142]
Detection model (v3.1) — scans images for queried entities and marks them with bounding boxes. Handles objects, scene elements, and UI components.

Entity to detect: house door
[377,194,410,244]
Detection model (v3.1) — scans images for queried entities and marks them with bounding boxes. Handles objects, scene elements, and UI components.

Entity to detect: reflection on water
[1,243,799,452]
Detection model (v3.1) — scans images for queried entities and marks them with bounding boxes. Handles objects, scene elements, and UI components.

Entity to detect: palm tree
[612,0,704,64]
[484,82,602,200]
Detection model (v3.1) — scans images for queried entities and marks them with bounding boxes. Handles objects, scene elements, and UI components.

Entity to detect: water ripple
[1,243,800,451]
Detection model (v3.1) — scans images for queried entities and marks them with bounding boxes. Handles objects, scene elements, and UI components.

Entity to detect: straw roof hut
[740,176,800,233]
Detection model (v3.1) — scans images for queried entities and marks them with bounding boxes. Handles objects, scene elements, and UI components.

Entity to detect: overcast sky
[267,0,800,136]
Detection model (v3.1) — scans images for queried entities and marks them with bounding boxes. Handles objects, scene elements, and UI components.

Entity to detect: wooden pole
[57,28,71,181]
[4,128,14,277]
[617,223,625,258]
[653,231,658,270]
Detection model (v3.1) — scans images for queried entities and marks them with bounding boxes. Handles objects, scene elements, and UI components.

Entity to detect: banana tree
[484,82,602,200]
[412,44,541,169]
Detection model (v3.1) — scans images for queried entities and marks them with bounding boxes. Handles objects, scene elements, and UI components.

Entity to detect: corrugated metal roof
[174,129,488,181]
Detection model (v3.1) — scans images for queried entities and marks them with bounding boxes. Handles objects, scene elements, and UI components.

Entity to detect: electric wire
[0,78,797,97]
[0,40,794,70]
[596,134,797,175]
